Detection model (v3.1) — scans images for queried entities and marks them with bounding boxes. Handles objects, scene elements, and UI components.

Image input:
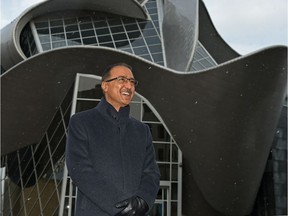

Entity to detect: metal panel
[162,0,198,71]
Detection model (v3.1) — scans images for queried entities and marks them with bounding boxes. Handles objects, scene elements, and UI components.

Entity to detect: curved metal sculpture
[1,0,287,214]
[0,0,149,71]
[1,46,287,215]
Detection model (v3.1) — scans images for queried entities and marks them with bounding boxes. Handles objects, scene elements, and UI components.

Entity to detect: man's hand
[115,196,149,216]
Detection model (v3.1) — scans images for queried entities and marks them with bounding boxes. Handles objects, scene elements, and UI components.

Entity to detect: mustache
[121,89,132,94]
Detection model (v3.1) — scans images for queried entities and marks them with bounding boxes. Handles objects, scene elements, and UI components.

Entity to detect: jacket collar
[96,97,130,122]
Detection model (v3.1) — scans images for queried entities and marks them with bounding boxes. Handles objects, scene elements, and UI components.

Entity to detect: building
[1,0,287,215]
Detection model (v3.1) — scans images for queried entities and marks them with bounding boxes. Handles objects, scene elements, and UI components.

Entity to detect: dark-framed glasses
[105,76,139,87]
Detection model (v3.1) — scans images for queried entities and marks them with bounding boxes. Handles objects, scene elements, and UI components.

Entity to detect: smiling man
[101,64,136,111]
[65,63,160,216]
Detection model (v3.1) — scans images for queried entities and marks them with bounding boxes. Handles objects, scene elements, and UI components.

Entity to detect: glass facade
[21,0,164,66]
[18,0,217,72]
[190,41,217,71]
[0,86,74,216]
[20,24,38,58]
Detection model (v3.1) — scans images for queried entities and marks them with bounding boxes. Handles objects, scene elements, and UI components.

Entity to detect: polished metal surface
[162,0,198,71]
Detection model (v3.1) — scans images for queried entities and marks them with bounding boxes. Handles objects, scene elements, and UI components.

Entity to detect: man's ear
[101,82,108,93]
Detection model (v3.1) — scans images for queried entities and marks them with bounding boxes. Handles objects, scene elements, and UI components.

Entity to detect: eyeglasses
[104,76,139,87]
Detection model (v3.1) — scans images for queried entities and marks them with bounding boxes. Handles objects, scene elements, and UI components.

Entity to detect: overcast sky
[1,0,287,55]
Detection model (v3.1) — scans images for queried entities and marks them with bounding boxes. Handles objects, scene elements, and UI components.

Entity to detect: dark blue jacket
[66,98,160,216]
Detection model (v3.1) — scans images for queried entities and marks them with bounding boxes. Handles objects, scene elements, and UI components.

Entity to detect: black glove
[115,196,149,216]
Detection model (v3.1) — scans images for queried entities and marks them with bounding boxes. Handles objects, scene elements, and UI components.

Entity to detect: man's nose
[124,80,133,88]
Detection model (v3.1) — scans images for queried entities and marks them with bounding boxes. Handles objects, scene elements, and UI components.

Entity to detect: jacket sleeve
[65,114,128,215]
[136,124,161,210]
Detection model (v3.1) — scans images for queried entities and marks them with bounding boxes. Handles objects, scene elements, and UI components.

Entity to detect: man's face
[101,65,135,111]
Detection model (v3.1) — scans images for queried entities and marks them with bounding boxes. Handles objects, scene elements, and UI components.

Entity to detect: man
[66,63,160,216]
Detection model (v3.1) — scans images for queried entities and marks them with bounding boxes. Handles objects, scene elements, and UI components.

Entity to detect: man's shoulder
[71,107,99,120]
